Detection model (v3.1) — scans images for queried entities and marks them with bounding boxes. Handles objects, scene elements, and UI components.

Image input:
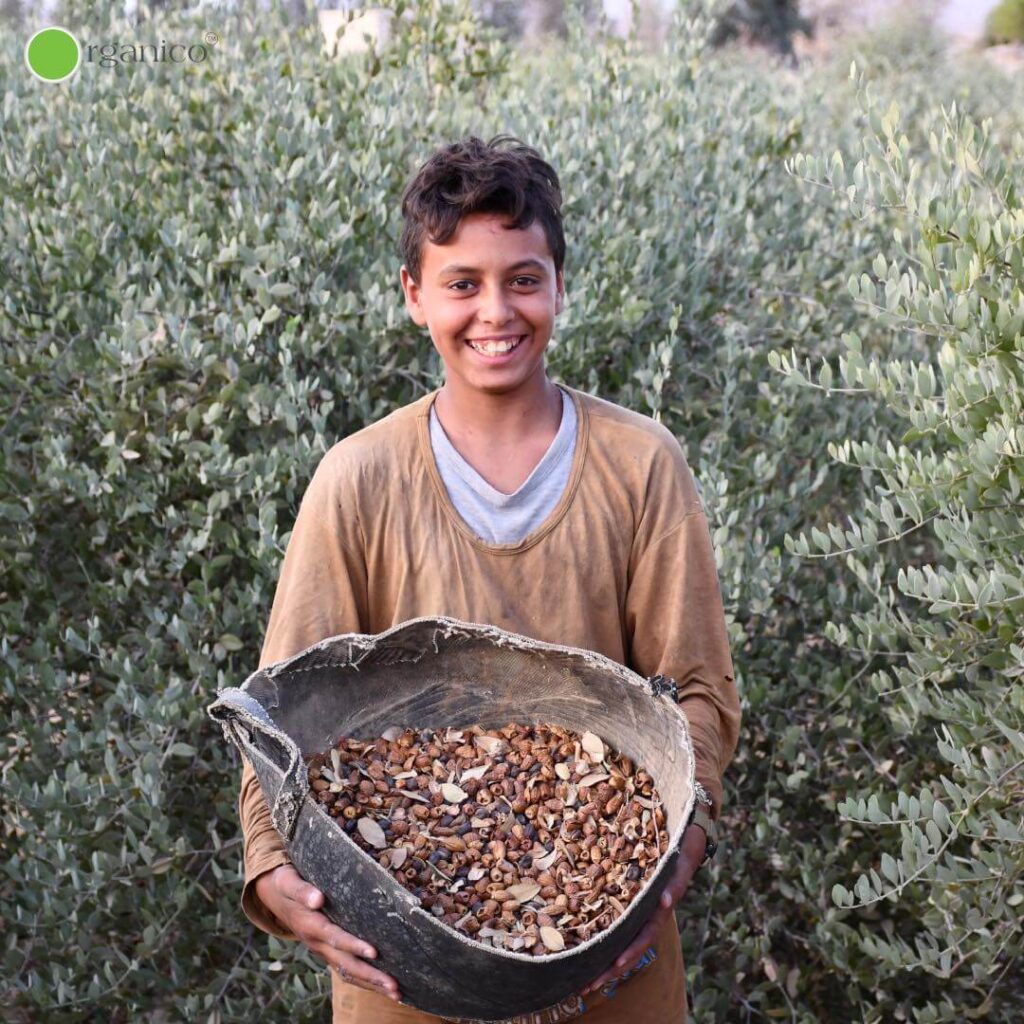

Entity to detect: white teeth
[469,336,522,355]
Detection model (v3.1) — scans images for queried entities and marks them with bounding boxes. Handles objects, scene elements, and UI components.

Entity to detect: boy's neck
[434,371,563,450]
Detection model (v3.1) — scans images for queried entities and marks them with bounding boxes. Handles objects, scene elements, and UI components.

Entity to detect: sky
[937,0,1000,37]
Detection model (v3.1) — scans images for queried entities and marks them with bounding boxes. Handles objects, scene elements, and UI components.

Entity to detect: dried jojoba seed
[307,720,666,953]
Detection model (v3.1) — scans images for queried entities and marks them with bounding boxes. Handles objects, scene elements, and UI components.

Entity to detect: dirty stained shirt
[237,384,741,1020]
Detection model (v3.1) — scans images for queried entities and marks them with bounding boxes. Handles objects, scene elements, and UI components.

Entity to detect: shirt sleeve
[624,458,740,822]
[238,450,369,939]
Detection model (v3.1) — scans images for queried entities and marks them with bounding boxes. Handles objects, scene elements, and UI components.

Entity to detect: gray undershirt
[428,386,577,545]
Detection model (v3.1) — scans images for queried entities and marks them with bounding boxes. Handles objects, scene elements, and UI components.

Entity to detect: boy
[238,134,740,1023]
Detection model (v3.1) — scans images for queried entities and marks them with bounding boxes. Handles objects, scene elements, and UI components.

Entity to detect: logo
[24,26,218,81]
[25,26,81,83]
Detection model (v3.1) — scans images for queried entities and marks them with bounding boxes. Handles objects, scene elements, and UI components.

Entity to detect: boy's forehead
[421,214,554,275]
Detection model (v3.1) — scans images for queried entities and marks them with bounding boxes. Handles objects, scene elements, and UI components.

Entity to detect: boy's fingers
[661,883,683,908]
[312,943,399,998]
[276,867,324,909]
[615,918,658,969]
[316,918,377,960]
[581,917,659,994]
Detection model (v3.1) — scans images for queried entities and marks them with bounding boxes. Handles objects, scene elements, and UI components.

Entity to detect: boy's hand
[577,824,706,997]
[254,864,401,1002]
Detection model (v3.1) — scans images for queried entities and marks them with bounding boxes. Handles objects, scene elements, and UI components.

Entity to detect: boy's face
[400,211,565,398]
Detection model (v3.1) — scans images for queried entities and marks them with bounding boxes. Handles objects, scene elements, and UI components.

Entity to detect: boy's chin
[448,373,528,394]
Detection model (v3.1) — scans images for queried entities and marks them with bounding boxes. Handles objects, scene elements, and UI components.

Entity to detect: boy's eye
[446,276,540,292]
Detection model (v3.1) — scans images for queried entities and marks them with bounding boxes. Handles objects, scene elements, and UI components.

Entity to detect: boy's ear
[400,265,427,327]
[555,269,565,315]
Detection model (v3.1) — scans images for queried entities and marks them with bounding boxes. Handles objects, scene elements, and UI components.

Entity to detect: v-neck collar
[428,386,575,505]
[416,384,590,555]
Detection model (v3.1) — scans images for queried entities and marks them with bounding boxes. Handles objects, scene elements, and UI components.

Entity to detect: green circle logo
[25,26,81,83]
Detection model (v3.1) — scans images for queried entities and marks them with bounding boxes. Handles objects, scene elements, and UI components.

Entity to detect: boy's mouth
[466,335,526,357]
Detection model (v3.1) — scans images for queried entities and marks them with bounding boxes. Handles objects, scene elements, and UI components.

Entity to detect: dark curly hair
[399,134,565,286]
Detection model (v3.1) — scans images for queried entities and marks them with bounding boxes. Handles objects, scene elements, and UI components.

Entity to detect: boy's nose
[478,288,515,325]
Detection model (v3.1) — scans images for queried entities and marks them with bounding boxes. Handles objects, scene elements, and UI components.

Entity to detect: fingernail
[363,946,375,958]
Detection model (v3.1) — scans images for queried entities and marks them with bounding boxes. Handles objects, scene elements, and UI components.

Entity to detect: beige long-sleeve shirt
[238,384,741,1014]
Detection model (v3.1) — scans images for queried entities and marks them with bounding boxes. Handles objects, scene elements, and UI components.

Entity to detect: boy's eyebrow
[436,258,548,277]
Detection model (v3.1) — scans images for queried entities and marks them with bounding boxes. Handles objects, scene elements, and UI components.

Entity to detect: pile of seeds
[305,722,668,954]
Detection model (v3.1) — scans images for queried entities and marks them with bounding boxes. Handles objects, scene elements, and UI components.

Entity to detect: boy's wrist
[686,783,718,865]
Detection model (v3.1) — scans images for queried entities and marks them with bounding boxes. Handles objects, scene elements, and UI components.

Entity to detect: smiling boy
[238,135,741,1023]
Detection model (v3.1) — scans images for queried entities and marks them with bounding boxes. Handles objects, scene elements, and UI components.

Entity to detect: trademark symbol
[205,31,218,46]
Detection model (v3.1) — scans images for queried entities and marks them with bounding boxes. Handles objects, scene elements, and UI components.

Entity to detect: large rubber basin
[208,616,695,1021]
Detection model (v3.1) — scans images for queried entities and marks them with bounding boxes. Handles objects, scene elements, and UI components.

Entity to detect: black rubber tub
[207,616,695,1021]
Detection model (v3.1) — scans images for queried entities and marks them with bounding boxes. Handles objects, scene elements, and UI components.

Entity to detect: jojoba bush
[2,2,1021,1020]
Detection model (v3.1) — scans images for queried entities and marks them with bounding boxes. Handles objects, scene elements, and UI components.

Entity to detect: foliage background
[2,1,1022,1021]
[985,0,1024,44]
